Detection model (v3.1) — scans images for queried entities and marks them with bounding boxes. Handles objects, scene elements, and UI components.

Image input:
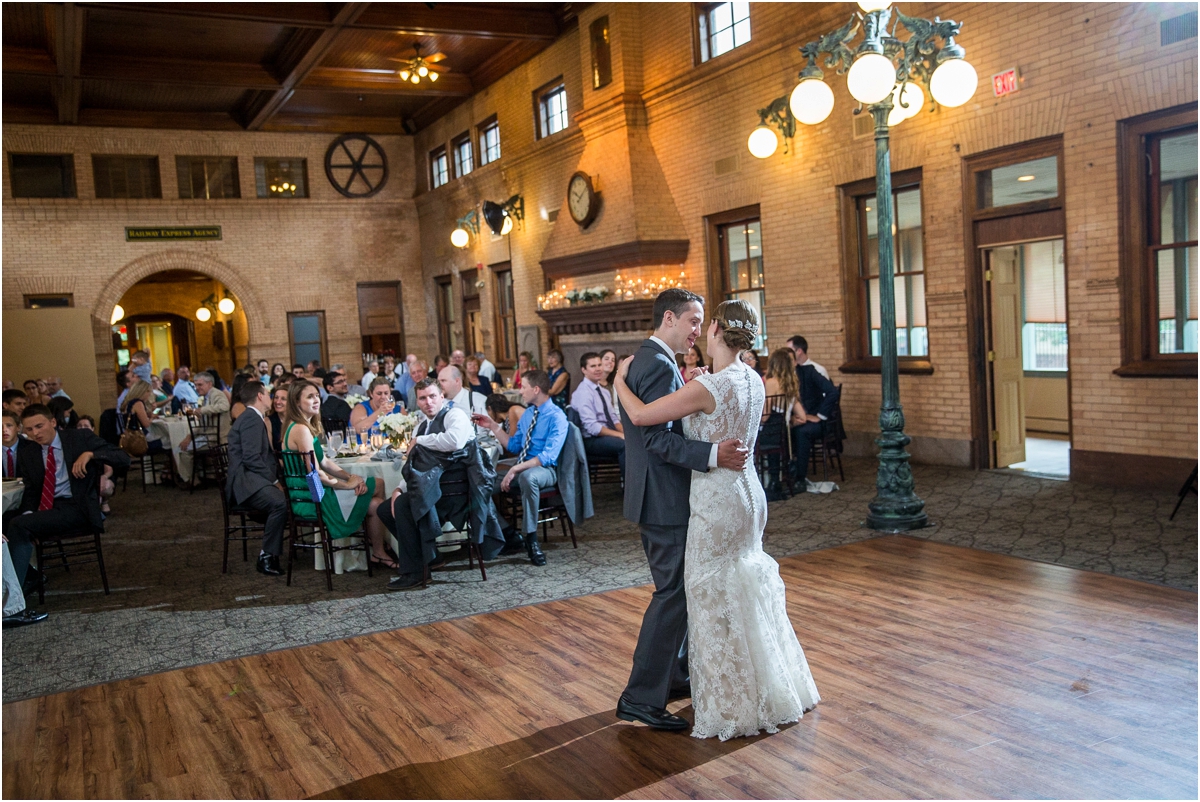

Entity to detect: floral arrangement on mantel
[566,286,611,305]
[377,410,420,447]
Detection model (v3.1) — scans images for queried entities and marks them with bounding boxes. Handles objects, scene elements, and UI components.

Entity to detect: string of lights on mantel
[538,269,690,310]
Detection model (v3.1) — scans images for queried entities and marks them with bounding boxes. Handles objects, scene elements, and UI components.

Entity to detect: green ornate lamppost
[749,1,979,531]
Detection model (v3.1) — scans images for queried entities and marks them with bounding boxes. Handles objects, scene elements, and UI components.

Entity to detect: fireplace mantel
[537,299,655,337]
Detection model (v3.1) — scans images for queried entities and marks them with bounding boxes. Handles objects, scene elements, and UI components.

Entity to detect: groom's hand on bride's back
[716,438,749,470]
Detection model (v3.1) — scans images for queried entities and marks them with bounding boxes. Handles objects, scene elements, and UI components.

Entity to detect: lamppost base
[864,508,930,533]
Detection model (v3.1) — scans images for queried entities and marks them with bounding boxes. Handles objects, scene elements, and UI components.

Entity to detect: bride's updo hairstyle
[713,299,759,352]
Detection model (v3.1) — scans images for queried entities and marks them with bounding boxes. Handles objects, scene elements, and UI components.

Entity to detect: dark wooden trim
[286,310,328,368]
[1071,448,1197,490]
[51,3,85,125]
[837,358,934,375]
[974,209,1065,247]
[490,261,516,365]
[353,4,561,40]
[1116,103,1198,376]
[540,240,690,280]
[702,204,760,311]
[532,75,565,140]
[451,131,473,178]
[537,299,657,337]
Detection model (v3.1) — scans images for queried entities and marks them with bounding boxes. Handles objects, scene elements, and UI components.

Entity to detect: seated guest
[229,373,251,421]
[129,351,153,383]
[2,527,45,628]
[360,359,380,388]
[600,350,620,412]
[449,349,465,367]
[305,360,321,379]
[474,369,567,567]
[763,349,806,500]
[177,371,231,452]
[381,355,398,382]
[475,351,497,384]
[741,349,764,378]
[570,352,625,476]
[45,376,70,401]
[256,360,270,385]
[545,350,569,410]
[269,363,286,386]
[321,372,353,429]
[291,364,306,379]
[383,378,505,590]
[3,411,21,478]
[149,375,171,408]
[464,356,494,398]
[485,394,525,435]
[790,346,839,489]
[225,381,290,576]
[394,359,416,402]
[282,381,393,568]
[172,365,199,408]
[349,378,396,434]
[3,404,130,607]
[267,385,288,454]
[159,368,175,396]
[681,345,706,382]
[511,351,533,389]
[23,379,49,407]
[48,396,79,430]
[787,334,830,380]
[76,414,114,511]
[3,389,27,418]
[122,381,166,454]
[115,369,133,413]
[432,354,449,375]
[438,365,488,418]
[404,361,429,411]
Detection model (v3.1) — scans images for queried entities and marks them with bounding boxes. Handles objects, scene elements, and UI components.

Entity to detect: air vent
[1162,10,1197,45]
[714,155,739,176]
[547,208,559,223]
[853,113,874,139]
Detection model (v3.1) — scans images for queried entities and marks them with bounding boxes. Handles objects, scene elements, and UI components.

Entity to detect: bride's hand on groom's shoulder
[686,366,708,381]
[617,356,635,381]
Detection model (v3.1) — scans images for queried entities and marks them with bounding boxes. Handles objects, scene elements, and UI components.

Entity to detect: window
[254,158,308,198]
[435,275,459,354]
[1116,104,1198,376]
[839,169,932,372]
[430,146,449,189]
[8,153,75,198]
[452,133,473,178]
[478,117,501,166]
[287,311,327,368]
[536,79,568,139]
[590,16,612,89]
[976,156,1059,210]
[1017,240,1067,372]
[24,294,74,309]
[492,263,517,364]
[93,156,161,199]
[719,217,767,352]
[697,2,751,63]
[176,156,239,199]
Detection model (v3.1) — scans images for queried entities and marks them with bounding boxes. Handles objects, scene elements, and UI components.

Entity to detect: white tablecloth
[149,417,194,482]
[2,481,24,514]
[335,455,406,496]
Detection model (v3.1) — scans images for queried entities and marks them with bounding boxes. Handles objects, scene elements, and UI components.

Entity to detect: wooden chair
[808,385,845,483]
[496,480,577,550]
[210,444,266,573]
[565,407,621,486]
[422,465,488,585]
[1170,464,1197,521]
[185,412,223,493]
[757,393,793,499]
[279,449,372,591]
[34,527,109,604]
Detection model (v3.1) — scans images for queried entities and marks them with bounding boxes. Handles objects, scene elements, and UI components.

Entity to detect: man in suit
[404,360,429,411]
[790,337,839,488]
[616,288,748,731]
[320,372,353,429]
[2,404,131,622]
[225,380,289,576]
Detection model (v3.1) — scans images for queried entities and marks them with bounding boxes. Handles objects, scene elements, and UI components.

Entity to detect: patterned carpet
[2,457,1195,703]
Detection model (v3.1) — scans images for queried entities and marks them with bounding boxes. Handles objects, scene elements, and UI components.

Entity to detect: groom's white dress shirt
[647,336,719,469]
[412,405,474,453]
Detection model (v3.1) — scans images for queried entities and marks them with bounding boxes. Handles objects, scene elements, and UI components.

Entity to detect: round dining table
[149,416,195,482]
[2,480,24,514]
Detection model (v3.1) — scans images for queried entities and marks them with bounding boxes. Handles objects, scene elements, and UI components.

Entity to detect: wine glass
[329,430,344,455]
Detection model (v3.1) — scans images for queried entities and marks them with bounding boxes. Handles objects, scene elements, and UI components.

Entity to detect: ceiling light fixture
[394,43,445,86]
[1017,174,1036,182]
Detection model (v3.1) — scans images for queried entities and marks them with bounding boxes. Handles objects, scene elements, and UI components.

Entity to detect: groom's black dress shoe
[256,553,283,576]
[616,696,688,731]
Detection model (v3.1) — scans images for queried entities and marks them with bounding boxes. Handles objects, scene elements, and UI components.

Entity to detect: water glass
[329,431,344,455]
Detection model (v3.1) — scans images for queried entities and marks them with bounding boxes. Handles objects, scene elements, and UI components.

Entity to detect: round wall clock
[325,133,389,198]
[567,171,600,228]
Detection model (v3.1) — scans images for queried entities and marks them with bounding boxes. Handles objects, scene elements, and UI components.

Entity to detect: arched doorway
[111,270,249,383]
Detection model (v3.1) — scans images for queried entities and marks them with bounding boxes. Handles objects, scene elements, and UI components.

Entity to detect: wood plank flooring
[3,536,1196,799]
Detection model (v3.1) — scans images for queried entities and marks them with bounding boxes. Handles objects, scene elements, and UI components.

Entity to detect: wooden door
[986,245,1026,467]
[357,282,404,356]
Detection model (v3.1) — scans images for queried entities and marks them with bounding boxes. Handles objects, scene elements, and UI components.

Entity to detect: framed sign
[126,226,221,241]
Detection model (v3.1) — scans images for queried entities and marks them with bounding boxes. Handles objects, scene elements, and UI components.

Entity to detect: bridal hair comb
[724,318,759,334]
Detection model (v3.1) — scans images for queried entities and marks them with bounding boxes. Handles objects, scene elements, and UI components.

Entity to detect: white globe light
[195,307,212,322]
[789,78,835,125]
[746,125,779,159]
[857,0,891,11]
[887,101,907,127]
[110,304,124,325]
[846,53,896,105]
[896,81,925,118]
[217,297,236,315]
[450,227,470,248]
[929,58,978,108]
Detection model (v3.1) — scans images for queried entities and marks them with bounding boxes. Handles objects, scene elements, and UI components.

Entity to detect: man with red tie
[2,405,131,607]
[2,411,20,478]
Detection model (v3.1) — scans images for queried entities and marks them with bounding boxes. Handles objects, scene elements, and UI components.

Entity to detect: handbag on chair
[303,452,325,503]
[119,411,149,457]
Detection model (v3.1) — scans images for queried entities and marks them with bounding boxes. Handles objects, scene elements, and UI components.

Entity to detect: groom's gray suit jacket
[621,339,713,526]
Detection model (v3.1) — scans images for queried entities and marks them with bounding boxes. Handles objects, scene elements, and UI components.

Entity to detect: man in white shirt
[2,411,20,479]
[45,376,70,401]
[360,359,380,389]
[787,334,829,380]
[172,365,199,407]
[475,351,497,383]
[438,365,488,419]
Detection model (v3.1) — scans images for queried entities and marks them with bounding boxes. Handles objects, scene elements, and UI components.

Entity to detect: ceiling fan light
[410,74,420,84]
[417,65,428,77]
[428,71,438,82]
[398,69,411,81]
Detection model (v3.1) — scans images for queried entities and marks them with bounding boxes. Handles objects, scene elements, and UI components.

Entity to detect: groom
[616,288,748,730]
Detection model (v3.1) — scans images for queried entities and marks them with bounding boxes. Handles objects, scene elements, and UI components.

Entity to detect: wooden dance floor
[4,537,1196,799]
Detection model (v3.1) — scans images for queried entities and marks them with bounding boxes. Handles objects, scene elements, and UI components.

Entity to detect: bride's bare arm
[615,357,716,426]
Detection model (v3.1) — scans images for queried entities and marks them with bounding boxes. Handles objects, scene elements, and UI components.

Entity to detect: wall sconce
[195,292,236,322]
[451,209,479,248]
[110,304,125,325]
[482,194,525,236]
[747,95,797,159]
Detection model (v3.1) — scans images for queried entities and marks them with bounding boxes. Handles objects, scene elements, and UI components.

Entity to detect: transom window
[452,133,473,178]
[254,157,308,198]
[698,2,751,63]
[478,118,501,166]
[720,218,767,351]
[430,146,449,189]
[8,153,76,198]
[858,186,929,357]
[1150,128,1198,354]
[976,155,1059,209]
[93,155,161,199]
[176,156,239,199]
[537,81,568,139]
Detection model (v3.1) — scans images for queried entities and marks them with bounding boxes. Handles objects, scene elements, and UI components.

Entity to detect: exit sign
[992,67,1020,97]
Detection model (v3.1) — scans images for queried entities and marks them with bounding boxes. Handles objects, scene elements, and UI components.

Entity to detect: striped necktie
[517,406,539,462]
[39,445,56,511]
[597,386,615,428]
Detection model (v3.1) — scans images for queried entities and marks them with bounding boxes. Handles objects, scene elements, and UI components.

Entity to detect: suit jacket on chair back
[620,339,712,527]
[15,428,132,531]
[225,410,278,506]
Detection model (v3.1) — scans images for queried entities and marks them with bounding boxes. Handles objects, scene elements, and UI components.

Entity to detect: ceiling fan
[389,43,447,85]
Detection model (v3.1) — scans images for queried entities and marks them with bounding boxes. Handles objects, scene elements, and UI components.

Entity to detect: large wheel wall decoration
[324,133,389,198]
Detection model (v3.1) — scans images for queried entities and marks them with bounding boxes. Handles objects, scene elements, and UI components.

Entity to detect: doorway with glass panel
[967,138,1070,475]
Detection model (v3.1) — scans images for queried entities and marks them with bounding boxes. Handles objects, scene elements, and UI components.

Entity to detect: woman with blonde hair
[282,381,396,569]
[615,298,819,741]
[121,379,166,455]
[762,348,807,498]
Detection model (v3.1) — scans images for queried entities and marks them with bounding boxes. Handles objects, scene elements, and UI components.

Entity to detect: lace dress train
[685,360,820,741]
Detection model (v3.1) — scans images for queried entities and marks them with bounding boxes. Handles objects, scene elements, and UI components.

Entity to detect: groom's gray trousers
[623,522,690,708]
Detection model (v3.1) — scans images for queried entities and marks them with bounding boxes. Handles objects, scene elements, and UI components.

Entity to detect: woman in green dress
[283,380,398,569]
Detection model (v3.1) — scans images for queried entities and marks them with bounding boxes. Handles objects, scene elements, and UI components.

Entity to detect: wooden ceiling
[2,2,580,134]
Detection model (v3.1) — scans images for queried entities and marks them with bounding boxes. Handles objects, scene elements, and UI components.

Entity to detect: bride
[615,299,820,740]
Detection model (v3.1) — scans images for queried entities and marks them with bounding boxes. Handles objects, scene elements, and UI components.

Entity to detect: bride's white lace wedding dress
[685,358,820,740]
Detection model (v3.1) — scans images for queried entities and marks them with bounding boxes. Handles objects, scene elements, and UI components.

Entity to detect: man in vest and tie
[570,351,626,477]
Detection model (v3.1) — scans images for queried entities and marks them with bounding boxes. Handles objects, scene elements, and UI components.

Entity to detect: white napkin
[806,479,839,494]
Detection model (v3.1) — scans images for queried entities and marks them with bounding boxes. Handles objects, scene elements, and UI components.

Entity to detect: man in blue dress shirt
[475,369,566,566]
[570,351,625,476]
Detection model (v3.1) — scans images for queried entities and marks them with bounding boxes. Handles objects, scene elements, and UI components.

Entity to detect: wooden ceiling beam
[77,108,244,130]
[3,46,57,76]
[81,55,279,88]
[262,113,408,135]
[352,4,560,40]
[78,2,337,28]
[304,67,472,96]
[239,1,370,131]
[48,3,86,124]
